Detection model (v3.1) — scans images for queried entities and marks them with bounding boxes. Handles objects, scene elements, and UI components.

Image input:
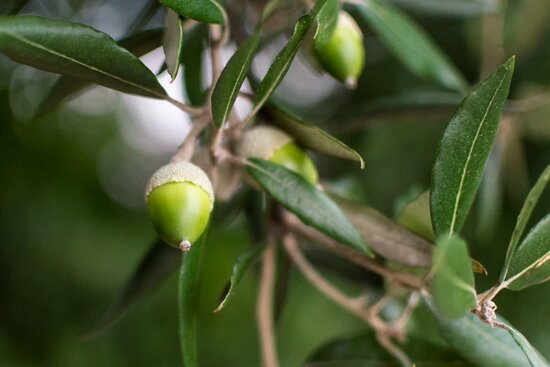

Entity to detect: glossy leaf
[430,235,476,319]
[314,0,339,49]
[266,103,364,168]
[505,213,550,290]
[37,28,164,116]
[500,165,550,282]
[438,312,549,367]
[0,16,166,99]
[250,0,329,119]
[182,24,207,106]
[334,195,433,267]
[160,0,225,25]
[215,244,265,312]
[212,32,260,127]
[247,158,370,254]
[84,240,179,337]
[179,233,208,367]
[352,0,467,92]
[163,10,184,82]
[430,57,515,236]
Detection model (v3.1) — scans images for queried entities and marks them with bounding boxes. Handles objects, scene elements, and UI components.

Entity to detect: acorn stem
[180,240,192,252]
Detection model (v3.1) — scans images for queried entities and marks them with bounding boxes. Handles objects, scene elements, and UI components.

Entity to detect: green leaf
[506,324,550,367]
[182,24,208,106]
[500,165,550,282]
[438,312,550,367]
[246,158,370,255]
[396,190,436,243]
[83,240,179,337]
[505,213,550,290]
[430,57,515,237]
[160,0,225,24]
[333,195,433,267]
[37,28,164,116]
[249,0,329,120]
[352,0,468,92]
[163,10,184,82]
[265,103,364,168]
[0,16,167,99]
[212,32,261,127]
[214,244,265,312]
[314,0,339,49]
[178,233,208,367]
[430,235,476,319]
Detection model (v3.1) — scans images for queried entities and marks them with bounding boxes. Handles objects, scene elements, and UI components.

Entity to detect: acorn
[145,161,214,252]
[238,125,318,185]
[315,11,365,87]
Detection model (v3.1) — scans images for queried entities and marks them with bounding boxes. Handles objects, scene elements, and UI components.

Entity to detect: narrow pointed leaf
[505,213,550,290]
[0,16,166,99]
[84,240,179,337]
[500,165,550,282]
[314,0,339,49]
[265,103,364,168]
[179,233,208,367]
[333,194,433,267]
[249,0,329,119]
[430,235,476,319]
[160,0,225,25]
[212,32,260,127]
[214,244,265,312]
[506,324,550,367]
[37,28,164,116]
[247,158,370,254]
[352,0,468,92]
[438,312,550,367]
[163,10,184,82]
[431,57,515,237]
[182,24,207,106]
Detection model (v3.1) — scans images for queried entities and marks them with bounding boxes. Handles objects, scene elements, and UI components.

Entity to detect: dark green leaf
[179,233,208,367]
[390,0,497,19]
[500,165,550,282]
[430,235,476,319]
[506,325,550,367]
[333,195,433,267]
[182,24,208,106]
[0,16,166,99]
[352,0,468,92]
[247,158,370,254]
[249,0,329,120]
[505,213,550,290]
[37,28,164,116]
[163,10,184,81]
[83,240,179,337]
[265,103,365,168]
[215,244,265,312]
[160,0,225,24]
[7,0,31,14]
[314,0,339,49]
[438,312,549,367]
[212,32,260,127]
[430,57,515,236]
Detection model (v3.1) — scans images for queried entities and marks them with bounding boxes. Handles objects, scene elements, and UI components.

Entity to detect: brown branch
[170,116,210,162]
[257,239,280,367]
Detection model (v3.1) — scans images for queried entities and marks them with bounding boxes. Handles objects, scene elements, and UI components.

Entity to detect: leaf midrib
[3,30,165,98]
[449,75,506,233]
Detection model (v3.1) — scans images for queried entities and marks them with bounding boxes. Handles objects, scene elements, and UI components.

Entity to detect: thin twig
[170,116,210,162]
[257,239,280,367]
[376,334,412,367]
[283,212,424,290]
[165,95,204,116]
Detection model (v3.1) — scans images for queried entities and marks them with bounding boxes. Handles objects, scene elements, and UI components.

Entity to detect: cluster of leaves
[1,0,549,366]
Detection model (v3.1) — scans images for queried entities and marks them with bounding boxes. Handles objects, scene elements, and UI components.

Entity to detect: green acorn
[145,161,214,251]
[315,11,365,87]
[238,125,318,185]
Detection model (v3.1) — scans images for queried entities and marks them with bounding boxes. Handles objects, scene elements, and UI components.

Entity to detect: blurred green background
[1,0,549,366]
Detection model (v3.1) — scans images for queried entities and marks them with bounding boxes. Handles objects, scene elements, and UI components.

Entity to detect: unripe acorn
[238,125,318,185]
[315,11,365,87]
[145,161,214,252]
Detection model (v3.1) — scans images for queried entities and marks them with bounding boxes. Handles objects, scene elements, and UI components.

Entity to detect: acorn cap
[145,161,214,210]
[237,125,293,160]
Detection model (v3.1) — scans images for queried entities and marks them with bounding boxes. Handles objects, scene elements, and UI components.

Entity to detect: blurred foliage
[1,0,549,366]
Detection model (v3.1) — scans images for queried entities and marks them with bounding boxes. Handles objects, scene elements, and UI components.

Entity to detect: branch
[257,239,280,367]
[170,116,210,162]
